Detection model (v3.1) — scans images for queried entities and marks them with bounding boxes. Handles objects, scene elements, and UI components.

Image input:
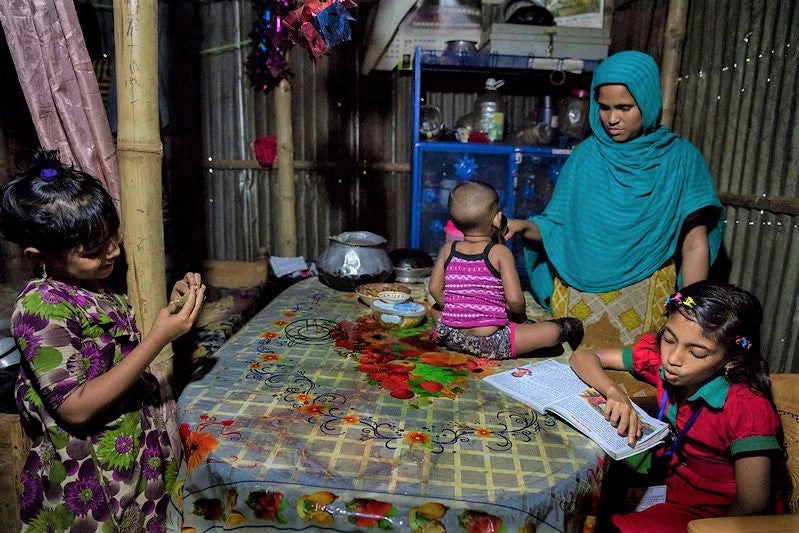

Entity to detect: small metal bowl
[445,40,477,53]
[393,266,433,284]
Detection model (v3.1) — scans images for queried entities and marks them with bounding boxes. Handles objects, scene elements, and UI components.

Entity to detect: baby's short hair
[448,180,500,234]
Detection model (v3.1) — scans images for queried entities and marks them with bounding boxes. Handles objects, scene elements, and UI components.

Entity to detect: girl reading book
[569,281,784,531]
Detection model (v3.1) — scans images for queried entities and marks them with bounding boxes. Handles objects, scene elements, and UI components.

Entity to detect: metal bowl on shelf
[445,40,477,53]
[388,248,434,284]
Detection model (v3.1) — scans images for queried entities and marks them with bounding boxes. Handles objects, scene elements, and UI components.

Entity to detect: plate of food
[355,282,412,306]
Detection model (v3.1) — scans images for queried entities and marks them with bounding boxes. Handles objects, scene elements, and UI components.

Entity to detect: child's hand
[170,272,203,312]
[149,283,206,346]
[603,387,643,446]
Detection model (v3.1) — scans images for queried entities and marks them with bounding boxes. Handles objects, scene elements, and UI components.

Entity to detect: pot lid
[330,231,387,246]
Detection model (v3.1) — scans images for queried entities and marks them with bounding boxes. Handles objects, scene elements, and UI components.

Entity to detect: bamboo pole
[661,0,689,128]
[274,79,298,256]
[113,0,171,376]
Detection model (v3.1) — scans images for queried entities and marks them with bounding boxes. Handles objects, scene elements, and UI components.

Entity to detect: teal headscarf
[524,51,723,307]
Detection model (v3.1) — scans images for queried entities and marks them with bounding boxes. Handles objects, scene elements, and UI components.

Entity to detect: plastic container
[473,78,506,142]
[0,319,20,369]
[558,88,590,139]
[511,109,553,146]
[481,23,611,60]
[370,300,427,330]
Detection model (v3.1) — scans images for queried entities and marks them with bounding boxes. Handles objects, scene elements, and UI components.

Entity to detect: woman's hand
[504,218,541,241]
[604,386,642,446]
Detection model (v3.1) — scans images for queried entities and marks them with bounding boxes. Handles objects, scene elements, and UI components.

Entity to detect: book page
[484,360,670,460]
[549,393,669,459]
[482,359,591,412]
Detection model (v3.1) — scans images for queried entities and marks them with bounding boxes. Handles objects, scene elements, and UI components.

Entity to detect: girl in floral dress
[0,150,206,532]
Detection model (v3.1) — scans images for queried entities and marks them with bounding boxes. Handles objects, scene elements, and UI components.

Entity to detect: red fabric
[253,136,277,167]
[612,334,781,531]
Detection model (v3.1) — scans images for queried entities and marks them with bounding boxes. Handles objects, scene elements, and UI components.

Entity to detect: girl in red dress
[569,280,784,532]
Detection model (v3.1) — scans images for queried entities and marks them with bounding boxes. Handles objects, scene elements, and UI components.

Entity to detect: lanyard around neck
[658,390,703,457]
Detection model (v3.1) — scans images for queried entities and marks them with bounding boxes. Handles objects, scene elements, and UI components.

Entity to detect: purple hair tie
[39,168,58,182]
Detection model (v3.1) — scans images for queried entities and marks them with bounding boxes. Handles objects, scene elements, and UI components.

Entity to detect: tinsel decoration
[246,0,294,93]
[247,0,357,93]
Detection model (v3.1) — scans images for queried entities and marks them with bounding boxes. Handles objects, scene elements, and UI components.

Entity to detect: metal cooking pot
[318,231,394,291]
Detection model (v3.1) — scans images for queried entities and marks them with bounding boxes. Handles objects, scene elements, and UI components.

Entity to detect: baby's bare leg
[513,318,584,356]
[513,321,561,355]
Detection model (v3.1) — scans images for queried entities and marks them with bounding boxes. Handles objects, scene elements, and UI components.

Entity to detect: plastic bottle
[473,78,506,142]
[558,88,590,140]
[540,95,553,129]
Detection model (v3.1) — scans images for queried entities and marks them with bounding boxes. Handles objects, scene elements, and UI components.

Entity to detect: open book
[484,359,671,460]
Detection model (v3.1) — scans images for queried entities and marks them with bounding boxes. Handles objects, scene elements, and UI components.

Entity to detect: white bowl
[378,290,411,304]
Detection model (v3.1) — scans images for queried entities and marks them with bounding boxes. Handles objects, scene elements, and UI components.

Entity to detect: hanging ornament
[247,0,357,93]
[314,1,355,51]
[246,0,294,93]
[284,0,356,60]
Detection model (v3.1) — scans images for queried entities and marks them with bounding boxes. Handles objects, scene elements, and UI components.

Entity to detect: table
[170,278,607,532]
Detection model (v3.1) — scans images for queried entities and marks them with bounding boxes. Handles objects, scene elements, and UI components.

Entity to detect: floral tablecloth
[170,278,606,533]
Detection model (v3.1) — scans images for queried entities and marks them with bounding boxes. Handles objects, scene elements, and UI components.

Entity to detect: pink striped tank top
[440,242,508,328]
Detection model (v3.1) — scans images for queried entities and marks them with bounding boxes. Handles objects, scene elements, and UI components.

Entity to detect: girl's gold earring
[41,263,47,280]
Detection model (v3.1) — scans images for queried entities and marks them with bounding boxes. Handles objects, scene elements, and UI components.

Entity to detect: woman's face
[596,84,644,142]
[659,312,728,398]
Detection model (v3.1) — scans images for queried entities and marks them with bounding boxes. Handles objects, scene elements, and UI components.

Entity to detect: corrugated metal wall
[613,0,799,372]
[196,1,410,262]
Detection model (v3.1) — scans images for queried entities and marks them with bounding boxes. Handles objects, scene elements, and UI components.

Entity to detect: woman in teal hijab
[507,50,723,350]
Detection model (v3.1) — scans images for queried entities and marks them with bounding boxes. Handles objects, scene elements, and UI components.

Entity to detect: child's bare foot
[549,317,584,351]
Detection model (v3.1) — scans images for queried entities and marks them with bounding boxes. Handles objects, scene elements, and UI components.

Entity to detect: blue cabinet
[410,142,571,263]
[409,48,596,272]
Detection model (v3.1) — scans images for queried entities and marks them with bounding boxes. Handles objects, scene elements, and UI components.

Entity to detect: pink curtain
[0,0,120,211]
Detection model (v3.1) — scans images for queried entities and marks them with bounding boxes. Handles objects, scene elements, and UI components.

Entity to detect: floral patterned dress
[12,278,180,532]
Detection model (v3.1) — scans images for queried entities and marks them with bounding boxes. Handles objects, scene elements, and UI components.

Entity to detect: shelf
[415,141,573,157]
[409,47,582,273]
[417,49,600,75]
